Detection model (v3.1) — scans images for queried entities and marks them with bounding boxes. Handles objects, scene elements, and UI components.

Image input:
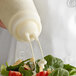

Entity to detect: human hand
[0,20,6,29]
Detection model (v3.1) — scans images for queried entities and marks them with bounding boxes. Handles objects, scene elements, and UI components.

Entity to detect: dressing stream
[25,33,47,73]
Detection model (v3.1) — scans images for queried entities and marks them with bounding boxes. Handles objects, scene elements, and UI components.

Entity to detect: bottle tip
[25,33,30,41]
[32,32,39,41]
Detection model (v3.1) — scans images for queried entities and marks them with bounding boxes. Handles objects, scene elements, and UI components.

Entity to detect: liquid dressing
[29,39,45,73]
[36,38,44,59]
[29,38,47,72]
[25,33,47,73]
[36,38,47,71]
[29,41,36,75]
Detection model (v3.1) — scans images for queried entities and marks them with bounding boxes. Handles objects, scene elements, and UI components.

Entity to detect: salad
[0,55,76,76]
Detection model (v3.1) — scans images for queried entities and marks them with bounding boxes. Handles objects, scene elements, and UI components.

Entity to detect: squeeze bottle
[0,0,42,41]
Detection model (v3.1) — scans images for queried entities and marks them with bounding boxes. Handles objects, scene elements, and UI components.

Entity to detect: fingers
[0,20,6,29]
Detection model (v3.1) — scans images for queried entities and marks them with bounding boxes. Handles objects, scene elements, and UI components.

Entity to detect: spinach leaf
[6,58,30,71]
[44,55,64,70]
[35,55,64,73]
[1,65,9,76]
[35,59,40,73]
[63,64,76,72]
[70,69,76,75]
[44,55,54,66]
[36,63,39,73]
[48,68,69,76]
[53,57,64,68]
[19,66,32,76]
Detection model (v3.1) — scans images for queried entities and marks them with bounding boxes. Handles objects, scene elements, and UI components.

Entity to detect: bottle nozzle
[25,33,30,42]
[32,32,39,41]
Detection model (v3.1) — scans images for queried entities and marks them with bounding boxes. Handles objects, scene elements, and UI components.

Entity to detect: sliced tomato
[45,71,49,76]
[9,71,22,76]
[36,71,48,76]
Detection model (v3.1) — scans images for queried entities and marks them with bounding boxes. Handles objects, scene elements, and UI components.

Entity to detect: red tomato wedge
[36,71,49,76]
[9,71,22,76]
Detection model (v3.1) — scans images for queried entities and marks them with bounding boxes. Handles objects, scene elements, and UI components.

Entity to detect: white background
[0,0,76,67]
